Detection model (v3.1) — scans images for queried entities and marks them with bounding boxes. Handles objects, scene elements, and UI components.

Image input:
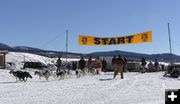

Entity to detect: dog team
[9,55,127,82]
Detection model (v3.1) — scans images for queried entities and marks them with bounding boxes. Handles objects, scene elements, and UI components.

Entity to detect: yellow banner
[78,31,152,46]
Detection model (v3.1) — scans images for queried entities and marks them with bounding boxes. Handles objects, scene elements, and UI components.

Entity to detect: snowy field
[1,52,180,104]
[1,70,180,104]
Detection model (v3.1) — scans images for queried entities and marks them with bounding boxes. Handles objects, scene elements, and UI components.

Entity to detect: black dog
[9,70,32,82]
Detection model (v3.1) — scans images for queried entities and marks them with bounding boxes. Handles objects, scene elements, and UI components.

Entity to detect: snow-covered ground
[1,70,180,104]
[1,52,180,104]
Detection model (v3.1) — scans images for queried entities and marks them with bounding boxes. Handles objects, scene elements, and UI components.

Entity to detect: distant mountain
[89,50,180,62]
[0,43,83,58]
[12,46,83,58]
[0,43,13,50]
[13,46,44,52]
[150,53,180,62]
[1,43,180,62]
[88,50,146,58]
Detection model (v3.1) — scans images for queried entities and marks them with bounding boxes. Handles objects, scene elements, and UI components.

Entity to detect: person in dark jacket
[56,56,62,72]
[123,57,128,72]
[79,57,86,70]
[67,63,71,70]
[112,56,116,71]
[72,62,77,70]
[102,58,107,72]
[140,56,147,73]
[154,59,159,71]
[112,56,116,65]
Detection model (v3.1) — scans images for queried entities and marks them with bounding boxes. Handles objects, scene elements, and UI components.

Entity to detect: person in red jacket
[87,56,93,71]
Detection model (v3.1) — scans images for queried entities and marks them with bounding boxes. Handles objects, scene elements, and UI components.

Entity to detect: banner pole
[168,23,173,65]
[66,30,68,64]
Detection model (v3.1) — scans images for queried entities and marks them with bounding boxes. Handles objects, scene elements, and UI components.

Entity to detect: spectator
[67,62,71,70]
[154,59,159,71]
[112,56,116,65]
[72,62,77,70]
[79,57,86,70]
[87,56,93,71]
[140,56,147,73]
[123,57,128,72]
[111,56,116,71]
[161,64,165,71]
[56,56,62,72]
[148,61,154,72]
[94,56,102,74]
[102,58,107,72]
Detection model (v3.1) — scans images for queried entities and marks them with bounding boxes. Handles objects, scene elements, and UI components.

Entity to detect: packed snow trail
[1,70,180,104]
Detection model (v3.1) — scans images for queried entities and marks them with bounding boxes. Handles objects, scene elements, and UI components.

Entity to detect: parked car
[23,62,48,69]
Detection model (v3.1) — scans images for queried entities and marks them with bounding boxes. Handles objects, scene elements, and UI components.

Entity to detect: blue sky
[0,0,180,55]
